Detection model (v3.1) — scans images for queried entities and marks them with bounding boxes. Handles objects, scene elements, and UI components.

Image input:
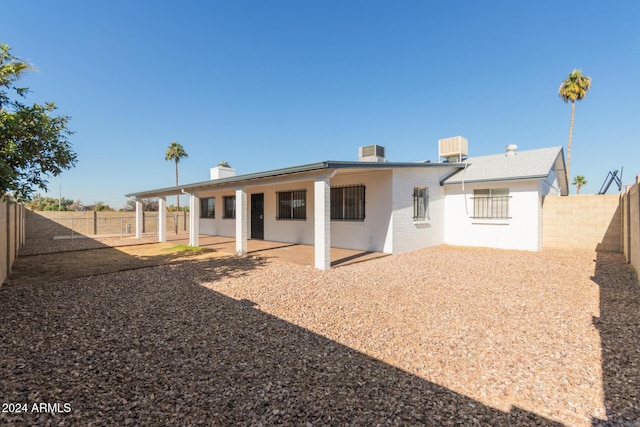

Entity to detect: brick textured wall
[622,176,640,272]
[391,168,446,253]
[1,200,25,285]
[25,210,189,240]
[542,194,622,252]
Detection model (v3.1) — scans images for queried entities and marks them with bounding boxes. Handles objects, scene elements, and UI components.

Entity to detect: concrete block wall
[26,210,95,238]
[622,175,640,272]
[542,194,622,252]
[25,210,189,239]
[1,200,25,285]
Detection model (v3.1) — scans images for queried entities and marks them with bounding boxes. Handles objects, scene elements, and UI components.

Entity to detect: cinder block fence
[0,200,25,285]
[24,210,189,240]
[622,176,640,272]
[542,194,623,252]
[542,174,640,274]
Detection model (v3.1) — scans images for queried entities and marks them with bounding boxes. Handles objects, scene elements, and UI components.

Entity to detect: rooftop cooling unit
[438,136,468,162]
[359,145,386,162]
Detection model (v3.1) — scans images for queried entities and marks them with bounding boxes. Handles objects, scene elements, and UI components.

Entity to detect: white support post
[135,199,143,238]
[236,187,248,255]
[158,197,167,243]
[189,193,200,247]
[314,177,331,270]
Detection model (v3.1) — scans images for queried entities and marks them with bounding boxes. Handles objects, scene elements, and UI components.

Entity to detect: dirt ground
[8,241,229,286]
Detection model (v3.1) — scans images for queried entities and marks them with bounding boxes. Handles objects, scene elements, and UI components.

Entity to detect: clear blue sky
[4,0,639,208]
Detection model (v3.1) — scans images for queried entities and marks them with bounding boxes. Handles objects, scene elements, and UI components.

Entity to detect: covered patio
[163,234,388,268]
[125,159,461,270]
[127,164,347,270]
[126,162,388,270]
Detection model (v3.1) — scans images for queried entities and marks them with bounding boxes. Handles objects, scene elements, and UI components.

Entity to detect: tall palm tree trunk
[566,100,575,186]
[175,160,180,212]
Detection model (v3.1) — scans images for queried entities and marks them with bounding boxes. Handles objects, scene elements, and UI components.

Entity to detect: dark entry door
[251,193,264,240]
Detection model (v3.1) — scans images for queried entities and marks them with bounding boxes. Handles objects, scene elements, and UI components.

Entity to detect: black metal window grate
[472,189,510,219]
[277,189,307,220]
[413,187,429,220]
[200,197,215,219]
[331,185,365,221]
[223,195,236,219]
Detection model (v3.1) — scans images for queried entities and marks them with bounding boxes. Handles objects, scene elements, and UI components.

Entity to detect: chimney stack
[210,161,236,180]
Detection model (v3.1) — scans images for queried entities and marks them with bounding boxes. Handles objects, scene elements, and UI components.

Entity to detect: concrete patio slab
[176,235,389,267]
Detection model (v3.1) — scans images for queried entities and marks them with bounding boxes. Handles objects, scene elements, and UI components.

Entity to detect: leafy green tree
[0,44,77,201]
[166,204,189,212]
[572,175,587,194]
[123,197,159,212]
[87,201,113,211]
[165,141,188,211]
[25,194,74,211]
[558,69,591,186]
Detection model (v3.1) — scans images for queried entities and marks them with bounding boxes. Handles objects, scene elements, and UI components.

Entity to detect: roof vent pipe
[505,144,518,156]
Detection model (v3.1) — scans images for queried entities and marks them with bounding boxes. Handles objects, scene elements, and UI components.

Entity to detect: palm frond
[558,69,592,103]
[165,141,188,162]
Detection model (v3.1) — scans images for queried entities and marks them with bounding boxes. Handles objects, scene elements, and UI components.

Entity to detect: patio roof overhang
[125,160,465,199]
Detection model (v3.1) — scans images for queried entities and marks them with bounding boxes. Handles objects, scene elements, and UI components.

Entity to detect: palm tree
[164,141,188,211]
[572,175,587,194]
[558,69,592,187]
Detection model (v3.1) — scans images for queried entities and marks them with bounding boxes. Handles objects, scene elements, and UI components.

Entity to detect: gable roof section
[126,160,465,199]
[441,146,568,193]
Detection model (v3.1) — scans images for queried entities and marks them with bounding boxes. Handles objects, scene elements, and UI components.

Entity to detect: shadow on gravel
[0,257,562,426]
[9,241,224,287]
[592,252,640,425]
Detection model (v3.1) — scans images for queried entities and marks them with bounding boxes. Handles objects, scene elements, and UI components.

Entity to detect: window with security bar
[472,188,510,219]
[200,197,215,218]
[413,187,429,220]
[223,195,236,219]
[277,189,307,220]
[331,185,365,221]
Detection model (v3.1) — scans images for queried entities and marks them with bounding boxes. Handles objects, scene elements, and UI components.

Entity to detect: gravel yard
[1,245,638,426]
[17,235,182,256]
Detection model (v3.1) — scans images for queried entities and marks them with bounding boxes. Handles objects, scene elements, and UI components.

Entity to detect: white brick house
[442,145,568,251]
[126,139,568,269]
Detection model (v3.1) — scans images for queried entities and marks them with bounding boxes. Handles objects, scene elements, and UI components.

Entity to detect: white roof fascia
[126,161,464,199]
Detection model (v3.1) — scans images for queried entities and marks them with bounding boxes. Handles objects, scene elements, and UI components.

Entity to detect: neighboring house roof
[441,146,568,194]
[126,160,465,199]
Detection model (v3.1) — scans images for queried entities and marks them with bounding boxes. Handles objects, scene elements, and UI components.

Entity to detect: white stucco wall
[197,170,395,252]
[444,180,542,251]
[540,165,562,197]
[198,190,238,237]
[198,184,316,243]
[389,168,451,254]
[329,170,392,252]
[262,181,315,245]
